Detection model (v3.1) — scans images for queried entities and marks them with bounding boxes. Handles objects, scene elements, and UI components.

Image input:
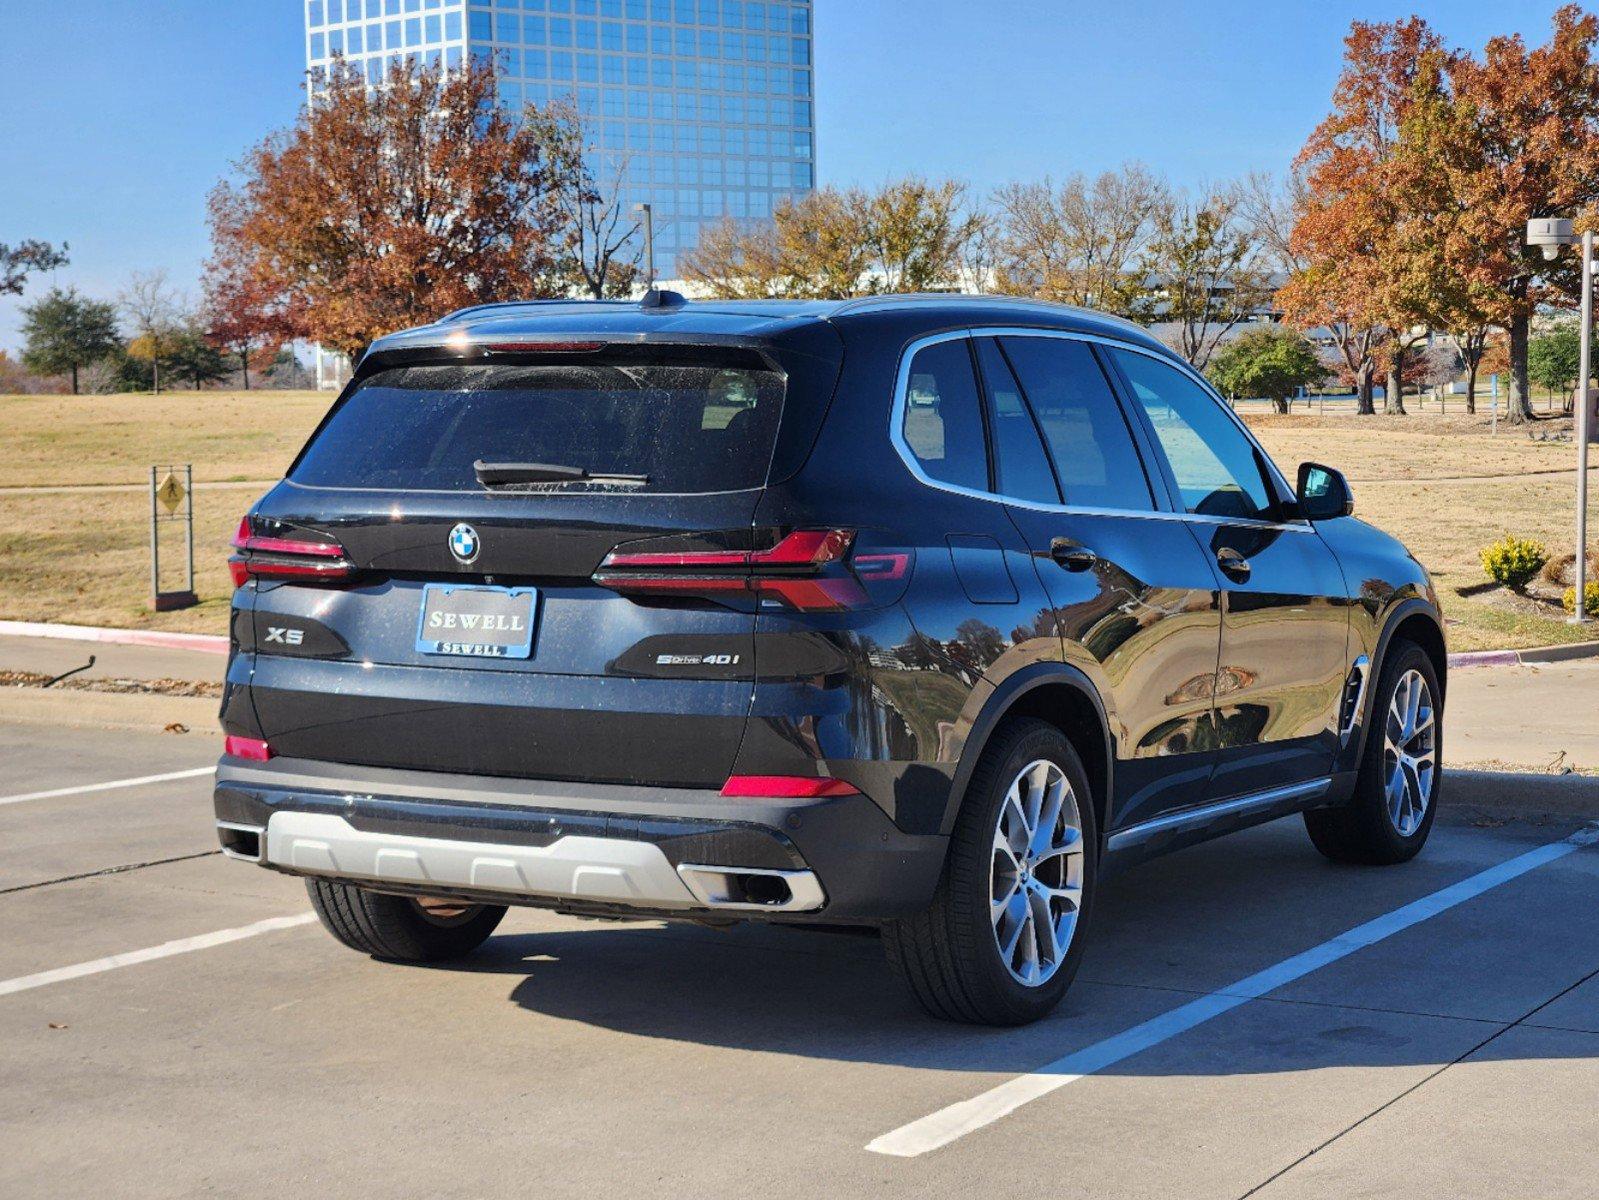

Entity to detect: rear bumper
[213,756,947,922]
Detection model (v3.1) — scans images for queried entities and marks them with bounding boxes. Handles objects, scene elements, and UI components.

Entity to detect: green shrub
[1563,581,1599,614]
[1479,535,1550,591]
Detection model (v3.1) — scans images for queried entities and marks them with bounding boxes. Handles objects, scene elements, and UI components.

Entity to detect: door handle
[1216,547,1251,581]
[1050,540,1099,572]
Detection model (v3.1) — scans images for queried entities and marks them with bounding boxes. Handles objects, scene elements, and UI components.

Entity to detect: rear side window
[1000,337,1154,512]
[290,360,784,493]
[974,339,1059,505]
[900,339,989,492]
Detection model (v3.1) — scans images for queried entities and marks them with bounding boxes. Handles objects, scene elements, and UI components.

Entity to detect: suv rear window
[290,359,785,493]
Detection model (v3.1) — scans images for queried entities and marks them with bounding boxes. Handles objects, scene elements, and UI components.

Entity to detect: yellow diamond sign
[155,471,186,514]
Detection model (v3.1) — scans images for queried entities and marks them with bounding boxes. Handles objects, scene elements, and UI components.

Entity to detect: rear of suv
[216,293,1446,1025]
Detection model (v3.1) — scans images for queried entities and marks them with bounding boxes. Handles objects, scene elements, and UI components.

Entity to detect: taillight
[593,529,867,611]
[229,515,356,587]
[223,735,272,761]
[721,775,860,798]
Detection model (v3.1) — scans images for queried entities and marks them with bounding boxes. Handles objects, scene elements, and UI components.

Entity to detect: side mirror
[1297,462,1354,521]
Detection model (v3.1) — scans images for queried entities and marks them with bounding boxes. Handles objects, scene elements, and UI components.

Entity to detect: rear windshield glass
[290,360,785,493]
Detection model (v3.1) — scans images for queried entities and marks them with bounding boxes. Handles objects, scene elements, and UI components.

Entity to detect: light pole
[1526,217,1594,624]
[633,202,656,293]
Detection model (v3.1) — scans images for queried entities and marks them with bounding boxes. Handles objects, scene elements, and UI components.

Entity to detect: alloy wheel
[990,759,1084,986]
[1382,668,1436,837]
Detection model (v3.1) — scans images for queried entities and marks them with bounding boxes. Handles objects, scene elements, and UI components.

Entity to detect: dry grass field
[0,390,330,488]
[0,393,1593,650]
[1249,413,1596,651]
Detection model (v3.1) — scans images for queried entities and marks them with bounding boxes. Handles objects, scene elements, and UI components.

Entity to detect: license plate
[416,584,538,659]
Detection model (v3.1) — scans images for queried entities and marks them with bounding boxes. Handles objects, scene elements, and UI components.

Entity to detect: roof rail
[827,291,1153,333]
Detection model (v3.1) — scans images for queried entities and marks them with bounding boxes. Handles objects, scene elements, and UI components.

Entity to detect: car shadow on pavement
[447,812,1599,1077]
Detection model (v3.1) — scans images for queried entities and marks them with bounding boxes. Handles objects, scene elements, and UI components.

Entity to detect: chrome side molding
[1106,777,1332,856]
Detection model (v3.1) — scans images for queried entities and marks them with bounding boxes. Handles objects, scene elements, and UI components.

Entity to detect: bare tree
[557,149,642,299]
[991,164,1170,315]
[1234,169,1308,277]
[1144,183,1271,370]
[119,269,181,394]
[954,209,1001,294]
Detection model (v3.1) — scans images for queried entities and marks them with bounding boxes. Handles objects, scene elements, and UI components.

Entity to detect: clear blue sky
[0,0,1574,352]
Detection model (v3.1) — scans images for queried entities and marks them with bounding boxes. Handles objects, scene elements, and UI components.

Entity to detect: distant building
[302,0,817,283]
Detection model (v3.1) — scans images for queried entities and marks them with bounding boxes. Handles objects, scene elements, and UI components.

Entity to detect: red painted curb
[0,620,228,655]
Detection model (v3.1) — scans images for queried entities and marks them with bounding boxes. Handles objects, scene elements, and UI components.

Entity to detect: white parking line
[0,766,215,807]
[0,914,317,999]
[867,823,1599,1159]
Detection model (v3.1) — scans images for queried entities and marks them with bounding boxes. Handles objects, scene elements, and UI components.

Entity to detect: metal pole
[1576,232,1594,623]
[184,463,195,596]
[148,465,159,609]
[644,205,656,290]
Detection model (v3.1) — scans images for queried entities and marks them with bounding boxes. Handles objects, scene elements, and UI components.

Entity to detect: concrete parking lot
[2,639,1597,1198]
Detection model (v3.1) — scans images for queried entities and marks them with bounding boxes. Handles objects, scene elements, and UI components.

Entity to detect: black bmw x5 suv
[215,292,1445,1025]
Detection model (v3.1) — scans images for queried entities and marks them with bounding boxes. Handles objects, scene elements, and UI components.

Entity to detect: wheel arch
[942,663,1114,845]
[1349,598,1447,769]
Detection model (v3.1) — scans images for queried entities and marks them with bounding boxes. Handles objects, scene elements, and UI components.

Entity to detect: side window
[901,339,989,492]
[1110,350,1275,521]
[974,339,1060,505]
[999,336,1155,512]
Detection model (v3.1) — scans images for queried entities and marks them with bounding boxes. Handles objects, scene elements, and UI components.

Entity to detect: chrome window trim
[887,326,1315,533]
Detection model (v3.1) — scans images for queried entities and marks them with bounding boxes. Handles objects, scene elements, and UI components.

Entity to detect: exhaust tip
[217,821,266,863]
[676,864,825,912]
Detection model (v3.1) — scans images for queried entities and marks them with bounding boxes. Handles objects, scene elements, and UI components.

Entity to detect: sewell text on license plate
[415,584,538,658]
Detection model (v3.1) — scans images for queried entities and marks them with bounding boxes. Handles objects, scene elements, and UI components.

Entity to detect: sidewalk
[0,633,225,686]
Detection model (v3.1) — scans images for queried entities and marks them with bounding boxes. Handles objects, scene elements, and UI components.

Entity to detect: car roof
[365,292,1177,361]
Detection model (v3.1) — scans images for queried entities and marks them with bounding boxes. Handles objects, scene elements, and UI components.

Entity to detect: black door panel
[1017,510,1223,828]
[1191,521,1351,799]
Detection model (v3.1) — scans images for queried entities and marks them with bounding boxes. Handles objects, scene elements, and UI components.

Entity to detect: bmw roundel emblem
[448,523,480,565]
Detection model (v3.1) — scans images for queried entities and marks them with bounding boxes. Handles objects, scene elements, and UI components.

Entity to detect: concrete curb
[0,620,228,655]
[1447,639,1599,670]
[1444,767,1599,823]
[0,687,220,736]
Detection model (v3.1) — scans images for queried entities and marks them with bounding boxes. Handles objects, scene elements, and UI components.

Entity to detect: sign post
[149,463,197,612]
[1575,232,1595,623]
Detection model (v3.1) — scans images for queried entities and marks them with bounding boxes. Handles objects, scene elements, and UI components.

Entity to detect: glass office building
[303,0,816,278]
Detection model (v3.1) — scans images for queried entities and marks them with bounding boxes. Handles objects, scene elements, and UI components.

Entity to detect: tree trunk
[152,361,161,396]
[70,364,79,395]
[1272,395,1290,414]
[1465,362,1478,415]
[241,349,250,391]
[1508,314,1533,424]
[1384,359,1407,415]
[1356,361,1376,415]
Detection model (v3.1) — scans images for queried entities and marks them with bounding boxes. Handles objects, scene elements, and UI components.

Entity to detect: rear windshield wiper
[474,460,649,487]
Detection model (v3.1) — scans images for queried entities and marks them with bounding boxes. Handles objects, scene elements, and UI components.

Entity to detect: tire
[883,718,1098,1026]
[305,879,506,962]
[1305,639,1442,865]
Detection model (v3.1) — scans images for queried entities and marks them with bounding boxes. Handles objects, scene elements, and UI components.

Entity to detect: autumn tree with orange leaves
[1428,5,1599,422]
[206,57,586,359]
[1285,8,1599,422]
[1280,18,1445,416]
